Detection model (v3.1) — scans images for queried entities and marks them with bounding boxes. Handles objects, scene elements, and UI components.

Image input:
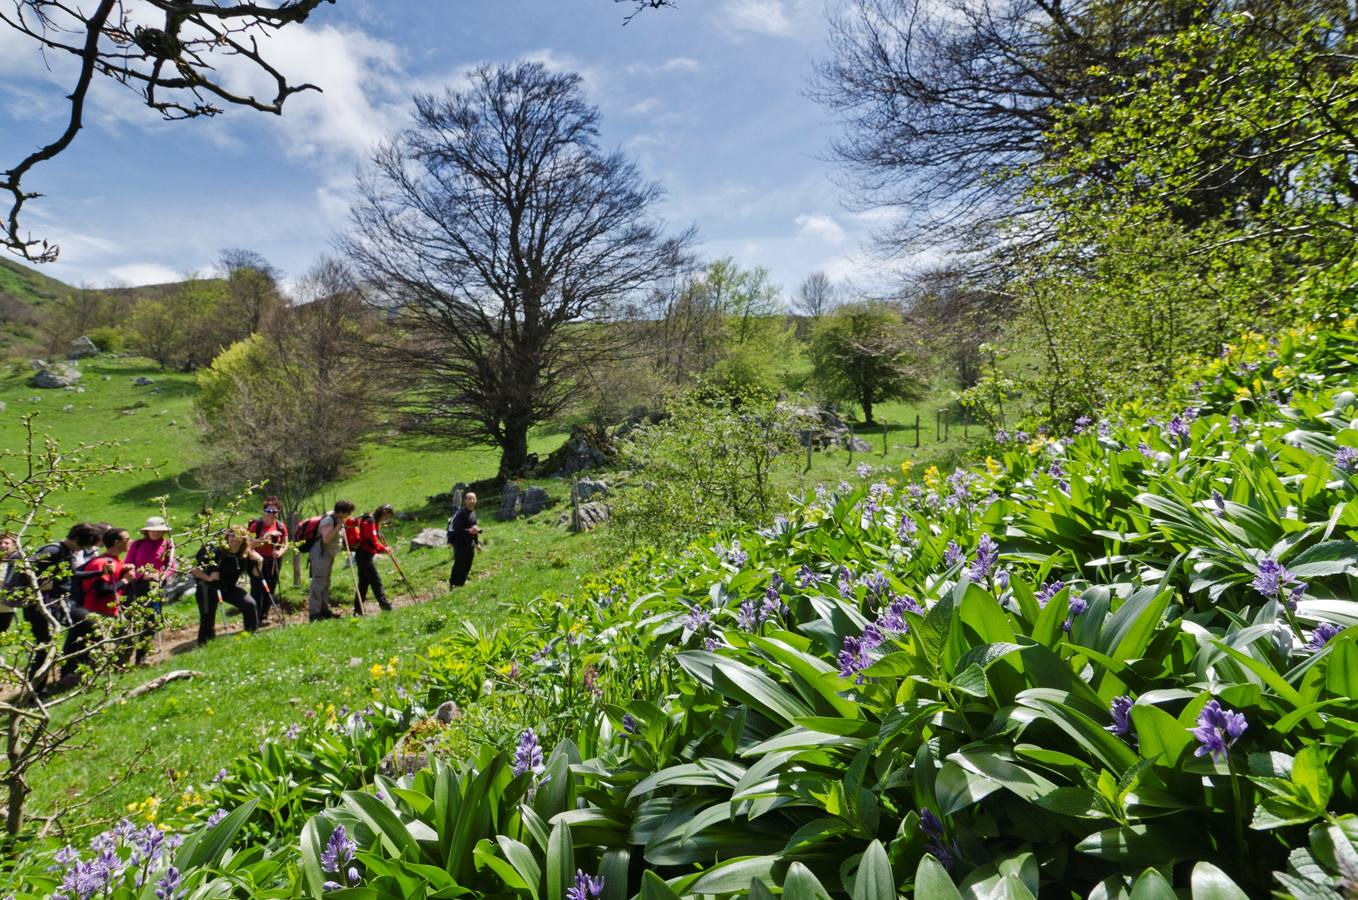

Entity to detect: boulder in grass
[560,500,610,533]
[133,376,154,387]
[575,478,609,502]
[67,336,98,359]
[521,486,550,517]
[496,483,523,521]
[409,528,448,551]
[31,365,81,389]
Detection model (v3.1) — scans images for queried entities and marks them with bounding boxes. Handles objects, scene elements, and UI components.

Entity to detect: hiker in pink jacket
[125,516,175,664]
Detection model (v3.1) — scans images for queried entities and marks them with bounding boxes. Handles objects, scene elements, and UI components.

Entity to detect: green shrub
[85,325,124,353]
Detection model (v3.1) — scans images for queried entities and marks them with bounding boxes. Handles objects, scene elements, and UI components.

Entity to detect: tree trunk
[5,711,28,836]
[498,420,531,481]
[861,391,876,426]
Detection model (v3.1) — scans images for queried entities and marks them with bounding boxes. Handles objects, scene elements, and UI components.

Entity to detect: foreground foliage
[7,321,1358,897]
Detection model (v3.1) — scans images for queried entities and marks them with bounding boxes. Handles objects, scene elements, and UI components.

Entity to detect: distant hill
[0,255,75,310]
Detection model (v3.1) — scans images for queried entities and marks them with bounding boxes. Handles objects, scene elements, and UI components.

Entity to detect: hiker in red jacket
[350,504,395,615]
[247,497,289,625]
[57,527,134,686]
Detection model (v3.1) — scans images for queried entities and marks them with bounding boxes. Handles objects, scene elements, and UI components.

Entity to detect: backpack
[294,516,325,552]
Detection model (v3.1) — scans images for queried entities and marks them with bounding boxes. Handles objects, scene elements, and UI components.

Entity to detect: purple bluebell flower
[205,809,228,828]
[1166,415,1191,445]
[737,601,759,631]
[994,429,1010,443]
[1062,593,1089,634]
[1229,414,1242,432]
[876,594,920,632]
[622,713,639,735]
[856,462,873,478]
[284,723,301,741]
[1106,696,1134,738]
[1098,420,1112,439]
[896,514,917,544]
[1307,623,1341,652]
[943,541,964,568]
[837,567,856,598]
[862,571,889,597]
[1191,699,1247,761]
[1036,580,1064,608]
[1014,430,1029,443]
[512,729,545,777]
[685,606,711,632]
[760,590,787,622]
[1336,447,1358,473]
[837,636,873,682]
[212,768,228,783]
[1211,491,1226,517]
[861,496,879,524]
[1047,460,1065,479]
[727,542,748,569]
[704,636,719,651]
[920,807,944,839]
[796,565,825,588]
[154,866,184,900]
[1137,442,1155,460]
[995,569,1011,591]
[321,825,357,875]
[567,870,606,900]
[838,480,853,494]
[861,623,886,651]
[1073,415,1091,434]
[1253,558,1305,608]
[967,534,998,583]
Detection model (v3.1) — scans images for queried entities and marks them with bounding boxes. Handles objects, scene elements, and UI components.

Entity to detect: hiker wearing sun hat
[124,515,176,664]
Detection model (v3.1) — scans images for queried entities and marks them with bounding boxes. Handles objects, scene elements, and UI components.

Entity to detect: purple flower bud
[1106,696,1133,738]
[512,729,545,778]
[837,636,873,682]
[1191,699,1247,761]
[1336,446,1358,473]
[943,541,964,568]
[1035,580,1064,608]
[567,870,606,900]
[967,534,999,583]
[622,713,640,735]
[1073,415,1091,433]
[920,807,944,839]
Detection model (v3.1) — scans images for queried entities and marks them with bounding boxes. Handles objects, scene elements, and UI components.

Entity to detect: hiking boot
[310,609,340,622]
[379,602,393,612]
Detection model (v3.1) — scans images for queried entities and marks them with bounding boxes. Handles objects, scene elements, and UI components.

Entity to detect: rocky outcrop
[409,528,448,551]
[561,501,610,533]
[780,402,872,452]
[31,365,81,389]
[67,336,98,359]
[536,424,615,476]
[521,486,550,517]
[574,478,609,502]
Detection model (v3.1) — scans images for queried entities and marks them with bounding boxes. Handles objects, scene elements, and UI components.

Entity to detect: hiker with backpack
[350,504,395,615]
[300,499,355,622]
[190,526,263,644]
[58,527,137,687]
[447,492,482,588]
[124,516,175,664]
[247,498,289,624]
[18,523,100,691]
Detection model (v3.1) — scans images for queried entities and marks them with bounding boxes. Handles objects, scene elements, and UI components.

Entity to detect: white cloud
[795,213,847,244]
[107,262,182,286]
[628,97,661,115]
[216,24,407,163]
[627,56,701,76]
[721,0,794,37]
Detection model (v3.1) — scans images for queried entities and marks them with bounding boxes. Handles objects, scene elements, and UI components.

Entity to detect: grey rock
[162,574,197,602]
[561,500,610,533]
[409,528,448,551]
[0,401,6,412]
[847,436,872,452]
[62,404,74,412]
[574,477,609,502]
[496,482,522,521]
[133,376,153,386]
[521,486,550,517]
[27,358,47,370]
[434,701,461,724]
[31,365,81,389]
[67,336,98,359]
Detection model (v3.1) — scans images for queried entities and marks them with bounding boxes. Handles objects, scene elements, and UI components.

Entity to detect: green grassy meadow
[3,351,980,827]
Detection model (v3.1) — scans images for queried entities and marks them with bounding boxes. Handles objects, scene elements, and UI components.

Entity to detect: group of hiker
[0,490,483,695]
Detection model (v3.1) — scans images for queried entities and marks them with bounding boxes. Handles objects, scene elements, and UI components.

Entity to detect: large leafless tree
[346,62,694,480]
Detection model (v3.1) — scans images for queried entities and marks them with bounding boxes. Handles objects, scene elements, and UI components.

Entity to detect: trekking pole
[339,528,363,614]
[386,550,419,599]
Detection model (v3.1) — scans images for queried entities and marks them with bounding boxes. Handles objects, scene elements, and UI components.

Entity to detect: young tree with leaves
[809,301,924,425]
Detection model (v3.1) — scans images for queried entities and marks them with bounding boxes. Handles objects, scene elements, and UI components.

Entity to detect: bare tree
[903,267,1012,389]
[794,271,837,320]
[346,62,694,480]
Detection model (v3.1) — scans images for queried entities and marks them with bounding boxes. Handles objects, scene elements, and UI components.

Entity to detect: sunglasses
[263,507,280,514]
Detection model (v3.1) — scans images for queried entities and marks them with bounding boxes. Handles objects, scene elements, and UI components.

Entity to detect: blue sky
[0,1,895,299]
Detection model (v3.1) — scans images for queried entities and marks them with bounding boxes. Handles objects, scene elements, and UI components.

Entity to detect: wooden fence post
[914,414,920,449]
[570,479,580,533]
[944,408,950,442]
[881,422,888,456]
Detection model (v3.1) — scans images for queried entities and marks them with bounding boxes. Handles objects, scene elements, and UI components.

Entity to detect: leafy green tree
[610,393,799,553]
[809,301,924,425]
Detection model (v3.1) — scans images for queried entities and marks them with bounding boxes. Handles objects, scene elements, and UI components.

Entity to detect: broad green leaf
[914,855,963,899]
[783,862,833,900]
[1189,862,1249,899]
[1129,868,1177,900]
[546,822,575,900]
[851,840,893,900]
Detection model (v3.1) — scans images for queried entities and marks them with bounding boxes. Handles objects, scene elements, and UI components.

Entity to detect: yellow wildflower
[923,465,940,488]
[900,460,913,476]
[369,663,386,680]
[985,456,1002,476]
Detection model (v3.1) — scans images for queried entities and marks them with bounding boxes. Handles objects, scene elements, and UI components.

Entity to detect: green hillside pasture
[28,509,603,827]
